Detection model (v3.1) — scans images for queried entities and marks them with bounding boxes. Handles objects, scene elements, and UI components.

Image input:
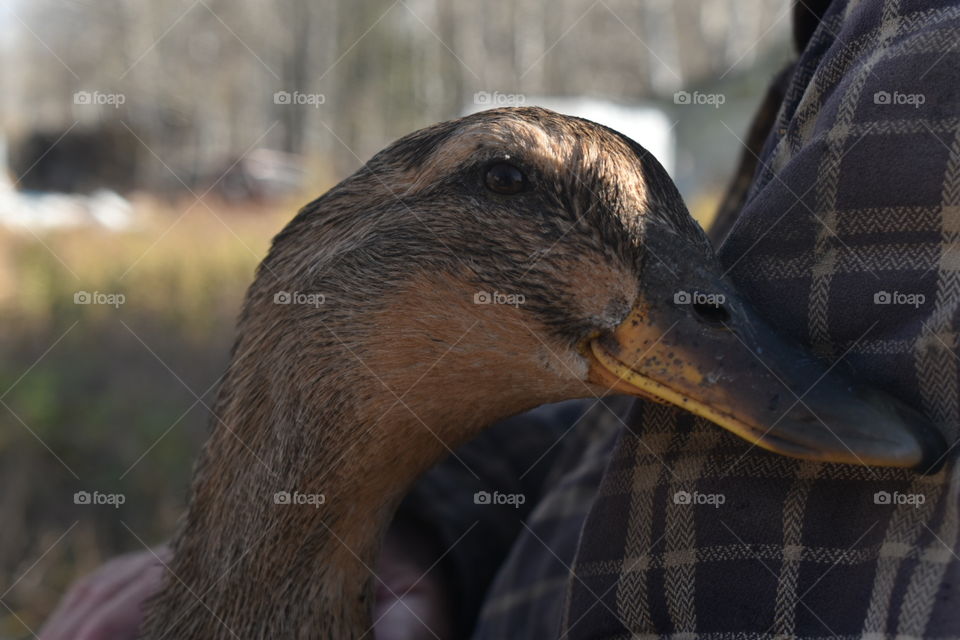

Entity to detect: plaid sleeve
[471,397,631,639]
[395,399,590,637]
[563,1,960,638]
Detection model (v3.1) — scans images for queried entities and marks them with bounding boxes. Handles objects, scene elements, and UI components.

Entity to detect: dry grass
[0,198,297,637]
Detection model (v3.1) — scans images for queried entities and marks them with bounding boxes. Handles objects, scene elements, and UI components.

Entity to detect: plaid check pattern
[472,399,627,639]
[407,1,960,637]
[397,398,605,637]
[561,0,960,637]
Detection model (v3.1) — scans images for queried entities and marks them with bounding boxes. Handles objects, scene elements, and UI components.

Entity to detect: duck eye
[485,162,526,195]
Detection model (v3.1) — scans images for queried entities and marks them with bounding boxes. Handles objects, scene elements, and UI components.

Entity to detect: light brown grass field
[0,198,294,637]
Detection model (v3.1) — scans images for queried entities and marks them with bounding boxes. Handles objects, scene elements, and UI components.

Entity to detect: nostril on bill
[692,301,730,325]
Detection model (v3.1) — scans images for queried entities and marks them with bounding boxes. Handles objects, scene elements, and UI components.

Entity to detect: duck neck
[143,344,460,639]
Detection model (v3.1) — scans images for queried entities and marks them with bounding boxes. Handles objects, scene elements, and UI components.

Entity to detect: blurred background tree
[4,0,788,190]
[0,0,789,635]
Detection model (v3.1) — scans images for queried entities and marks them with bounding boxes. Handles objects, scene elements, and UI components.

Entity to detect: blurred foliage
[0,201,294,635]
[6,0,789,189]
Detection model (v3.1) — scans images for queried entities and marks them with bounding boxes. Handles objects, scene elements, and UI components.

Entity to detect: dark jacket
[403,1,960,636]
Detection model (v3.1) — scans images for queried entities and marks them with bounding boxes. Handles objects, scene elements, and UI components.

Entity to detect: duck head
[260,106,942,472]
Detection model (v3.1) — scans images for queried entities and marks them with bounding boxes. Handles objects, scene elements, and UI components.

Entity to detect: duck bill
[586,303,946,473]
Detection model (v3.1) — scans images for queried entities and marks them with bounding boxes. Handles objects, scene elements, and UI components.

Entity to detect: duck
[139,107,945,639]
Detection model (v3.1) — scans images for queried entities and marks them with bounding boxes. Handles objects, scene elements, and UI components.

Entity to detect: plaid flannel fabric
[413,1,960,636]
[560,0,960,638]
[397,398,610,637]
[472,399,627,639]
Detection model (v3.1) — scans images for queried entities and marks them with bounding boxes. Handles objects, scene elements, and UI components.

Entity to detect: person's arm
[39,547,170,640]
